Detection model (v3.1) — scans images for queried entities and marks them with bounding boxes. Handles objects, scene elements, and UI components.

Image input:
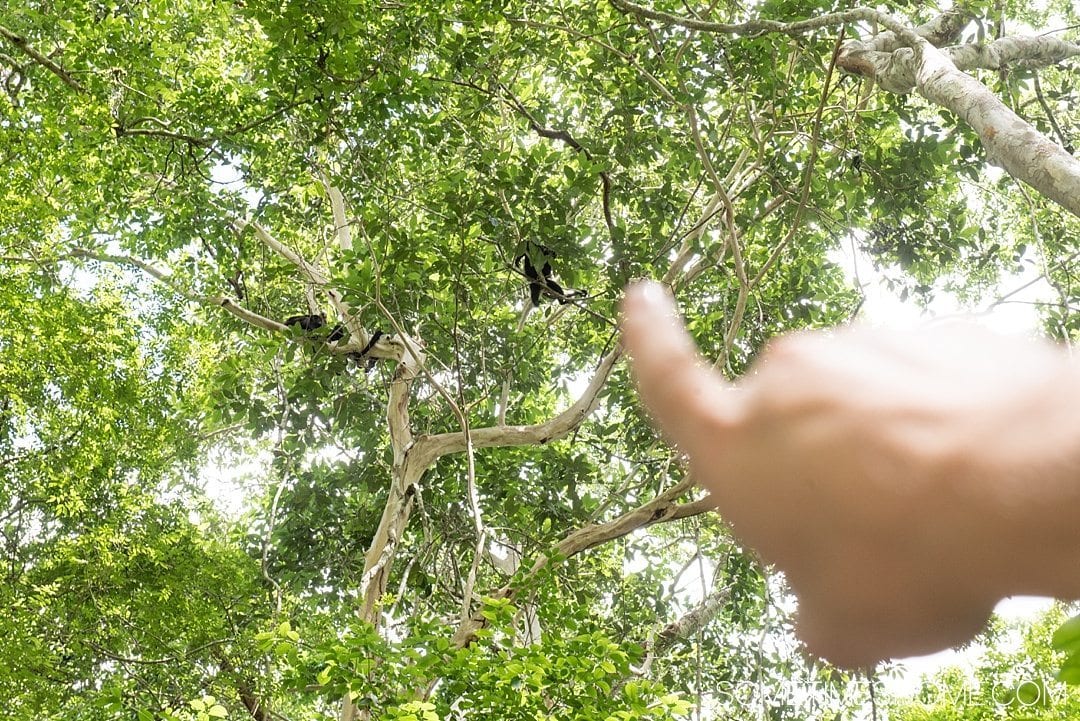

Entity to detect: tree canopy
[3,0,1080,719]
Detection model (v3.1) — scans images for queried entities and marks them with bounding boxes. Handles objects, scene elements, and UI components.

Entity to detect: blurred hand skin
[621,280,1080,668]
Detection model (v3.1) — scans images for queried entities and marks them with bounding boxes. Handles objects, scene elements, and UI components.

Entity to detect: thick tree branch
[911,40,1080,218]
[609,1,916,42]
[409,346,621,468]
[840,35,1080,93]
[317,170,354,252]
[211,296,288,332]
[232,218,330,286]
[650,587,729,659]
[946,35,1080,71]
[0,24,85,93]
[859,10,972,53]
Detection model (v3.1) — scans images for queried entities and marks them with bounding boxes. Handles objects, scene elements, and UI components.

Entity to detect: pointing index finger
[621,281,739,450]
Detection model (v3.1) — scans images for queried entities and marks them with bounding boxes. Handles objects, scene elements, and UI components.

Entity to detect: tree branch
[0,24,85,93]
[450,477,715,647]
[497,82,617,236]
[317,170,354,252]
[613,0,1080,218]
[69,248,287,332]
[116,125,215,148]
[409,345,621,468]
[650,586,729,659]
[911,39,1080,218]
[946,35,1080,71]
[609,1,917,42]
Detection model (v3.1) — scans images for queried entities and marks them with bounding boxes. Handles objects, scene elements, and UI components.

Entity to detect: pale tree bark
[637,585,731,678]
[846,31,1080,218]
[339,344,625,719]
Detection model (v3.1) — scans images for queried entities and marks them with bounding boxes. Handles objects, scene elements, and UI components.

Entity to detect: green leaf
[1052,614,1080,651]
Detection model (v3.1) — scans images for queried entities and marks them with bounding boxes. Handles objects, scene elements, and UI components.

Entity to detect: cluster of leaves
[255,610,692,721]
[1052,614,1080,686]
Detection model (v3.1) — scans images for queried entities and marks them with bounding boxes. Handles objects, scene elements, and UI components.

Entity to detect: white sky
[830,237,1055,334]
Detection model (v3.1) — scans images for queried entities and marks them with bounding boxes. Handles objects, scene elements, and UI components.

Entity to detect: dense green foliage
[2,0,1080,719]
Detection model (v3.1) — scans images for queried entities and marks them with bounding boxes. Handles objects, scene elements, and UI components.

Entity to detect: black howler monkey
[287,317,349,343]
[514,244,584,307]
[285,315,383,372]
[347,329,384,371]
[284,314,326,332]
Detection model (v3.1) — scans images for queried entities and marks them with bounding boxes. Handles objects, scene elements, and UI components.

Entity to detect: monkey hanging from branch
[514,242,585,327]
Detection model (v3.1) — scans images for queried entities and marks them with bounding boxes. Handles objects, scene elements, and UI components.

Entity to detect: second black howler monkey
[285,315,346,344]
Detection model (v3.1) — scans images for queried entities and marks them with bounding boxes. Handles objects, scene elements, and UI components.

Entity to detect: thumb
[621,281,736,451]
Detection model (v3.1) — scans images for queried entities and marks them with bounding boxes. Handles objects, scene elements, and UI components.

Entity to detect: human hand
[621,281,1080,667]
